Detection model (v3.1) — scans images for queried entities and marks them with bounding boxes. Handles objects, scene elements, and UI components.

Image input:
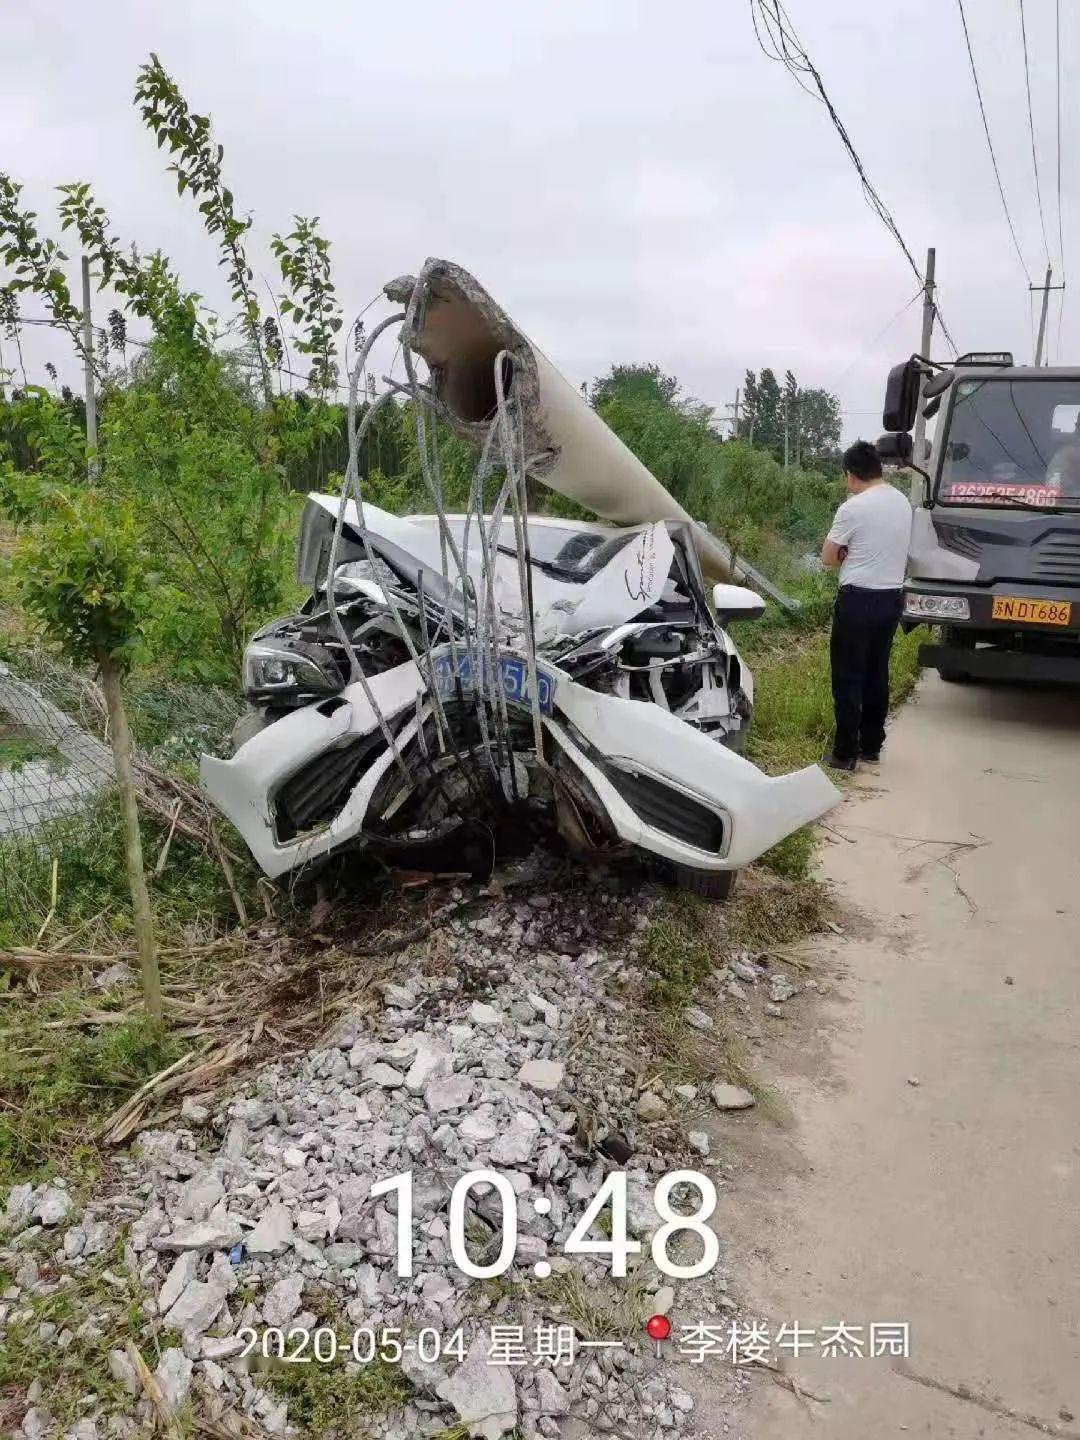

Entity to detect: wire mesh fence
[0,648,243,948]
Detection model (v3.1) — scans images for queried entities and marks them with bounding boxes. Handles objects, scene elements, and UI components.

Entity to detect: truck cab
[880,353,1080,683]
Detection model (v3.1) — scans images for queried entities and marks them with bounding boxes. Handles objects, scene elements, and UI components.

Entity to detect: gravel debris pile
[0,867,803,1439]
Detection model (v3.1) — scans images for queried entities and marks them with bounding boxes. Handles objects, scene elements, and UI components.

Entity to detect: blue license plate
[431,650,556,716]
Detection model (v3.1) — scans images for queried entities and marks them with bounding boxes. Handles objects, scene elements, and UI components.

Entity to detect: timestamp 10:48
[371,1168,720,1280]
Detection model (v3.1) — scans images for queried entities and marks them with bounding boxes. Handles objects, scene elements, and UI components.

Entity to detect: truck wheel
[670,864,737,902]
[938,626,974,684]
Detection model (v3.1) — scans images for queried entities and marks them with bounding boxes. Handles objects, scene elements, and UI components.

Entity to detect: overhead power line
[1018,0,1052,265]
[747,0,958,356]
[956,0,1034,285]
[829,284,925,392]
[1056,0,1066,279]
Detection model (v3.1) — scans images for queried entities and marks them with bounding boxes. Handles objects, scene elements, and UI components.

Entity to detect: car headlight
[904,592,971,621]
[243,642,337,696]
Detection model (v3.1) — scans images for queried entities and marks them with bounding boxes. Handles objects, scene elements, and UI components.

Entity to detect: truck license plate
[991,596,1072,626]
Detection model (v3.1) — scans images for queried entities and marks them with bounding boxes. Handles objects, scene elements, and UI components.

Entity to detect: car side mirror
[713,583,766,621]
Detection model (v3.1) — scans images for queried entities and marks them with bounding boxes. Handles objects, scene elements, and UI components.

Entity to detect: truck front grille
[1033,534,1080,585]
[937,526,982,560]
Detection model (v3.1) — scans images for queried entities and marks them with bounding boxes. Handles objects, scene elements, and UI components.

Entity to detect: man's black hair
[842,440,883,482]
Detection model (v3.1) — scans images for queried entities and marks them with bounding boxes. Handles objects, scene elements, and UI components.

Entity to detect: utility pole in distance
[1031,264,1065,366]
[722,387,741,439]
[910,247,936,504]
[80,256,98,478]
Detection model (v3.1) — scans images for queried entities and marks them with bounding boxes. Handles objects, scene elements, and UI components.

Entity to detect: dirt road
[728,673,1080,1436]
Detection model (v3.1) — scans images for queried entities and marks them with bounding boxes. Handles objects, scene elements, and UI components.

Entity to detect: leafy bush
[13,489,147,670]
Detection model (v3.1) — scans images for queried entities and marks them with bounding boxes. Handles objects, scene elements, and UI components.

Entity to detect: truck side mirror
[883,358,922,432]
[877,431,931,505]
[875,432,913,465]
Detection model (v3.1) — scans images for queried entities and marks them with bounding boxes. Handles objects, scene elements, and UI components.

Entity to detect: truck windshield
[938,377,1080,509]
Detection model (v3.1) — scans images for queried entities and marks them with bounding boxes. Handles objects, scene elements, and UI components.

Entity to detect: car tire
[670,864,737,902]
[938,668,971,684]
[231,706,269,753]
[721,721,750,754]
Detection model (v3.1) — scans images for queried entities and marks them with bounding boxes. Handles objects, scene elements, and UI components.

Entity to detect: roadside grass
[536,1265,653,1342]
[0,796,256,952]
[640,894,713,1007]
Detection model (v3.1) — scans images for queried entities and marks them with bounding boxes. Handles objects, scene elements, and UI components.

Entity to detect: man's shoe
[821,751,858,772]
[859,751,881,764]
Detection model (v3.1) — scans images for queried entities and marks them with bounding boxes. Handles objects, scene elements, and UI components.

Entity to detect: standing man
[820,440,913,771]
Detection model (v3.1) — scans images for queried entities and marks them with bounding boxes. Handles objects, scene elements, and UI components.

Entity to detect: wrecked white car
[200,258,838,895]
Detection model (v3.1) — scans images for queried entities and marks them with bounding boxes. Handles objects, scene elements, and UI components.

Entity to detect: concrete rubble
[0,865,800,1438]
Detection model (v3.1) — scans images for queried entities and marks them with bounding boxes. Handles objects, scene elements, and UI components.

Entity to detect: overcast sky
[2,0,1073,443]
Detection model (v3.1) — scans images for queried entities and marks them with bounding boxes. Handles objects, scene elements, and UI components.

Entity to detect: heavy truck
[878,351,1080,683]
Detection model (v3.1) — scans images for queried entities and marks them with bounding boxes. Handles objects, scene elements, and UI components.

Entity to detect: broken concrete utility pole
[385,260,736,584]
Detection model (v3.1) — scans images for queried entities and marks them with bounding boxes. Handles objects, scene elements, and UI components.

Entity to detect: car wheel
[670,864,737,902]
[231,706,269,753]
[938,668,971,684]
[721,721,750,754]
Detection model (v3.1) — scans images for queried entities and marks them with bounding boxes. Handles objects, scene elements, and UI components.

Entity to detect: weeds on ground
[0,997,185,1184]
[758,824,815,881]
[888,625,924,706]
[536,1265,652,1342]
[725,868,831,952]
[267,1358,412,1436]
[0,1235,150,1427]
[640,894,713,1008]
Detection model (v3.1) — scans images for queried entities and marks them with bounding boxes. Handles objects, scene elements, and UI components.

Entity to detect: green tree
[782,369,799,465]
[12,488,162,1018]
[796,387,842,462]
[272,217,343,400]
[589,364,716,508]
[741,367,783,455]
[0,55,352,681]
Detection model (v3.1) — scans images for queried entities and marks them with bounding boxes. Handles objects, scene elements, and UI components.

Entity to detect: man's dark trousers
[830,585,903,761]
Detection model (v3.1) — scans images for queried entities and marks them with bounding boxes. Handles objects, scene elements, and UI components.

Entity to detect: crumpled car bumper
[201,659,839,879]
[547,676,838,870]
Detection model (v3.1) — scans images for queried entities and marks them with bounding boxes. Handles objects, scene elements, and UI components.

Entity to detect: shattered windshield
[938,377,1080,509]
[435,518,639,581]
[502,524,638,579]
